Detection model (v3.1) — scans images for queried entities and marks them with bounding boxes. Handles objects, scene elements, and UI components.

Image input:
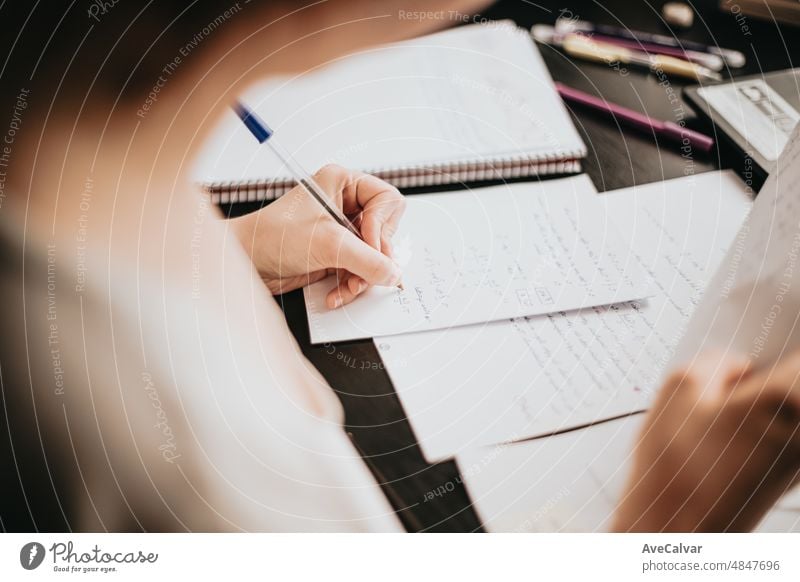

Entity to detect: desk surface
[261,0,800,531]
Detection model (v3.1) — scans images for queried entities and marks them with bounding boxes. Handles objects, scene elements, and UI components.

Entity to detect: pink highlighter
[555,82,715,154]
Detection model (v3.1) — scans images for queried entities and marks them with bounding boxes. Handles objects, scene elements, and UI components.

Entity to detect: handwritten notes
[305,175,648,343]
[376,171,752,462]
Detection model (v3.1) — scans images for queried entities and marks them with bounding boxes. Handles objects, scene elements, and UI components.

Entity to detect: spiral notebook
[194,21,586,204]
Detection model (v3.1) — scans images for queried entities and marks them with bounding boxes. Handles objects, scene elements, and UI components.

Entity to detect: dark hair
[0,1,265,111]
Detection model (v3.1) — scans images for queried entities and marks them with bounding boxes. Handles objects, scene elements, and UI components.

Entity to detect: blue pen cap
[234,101,273,143]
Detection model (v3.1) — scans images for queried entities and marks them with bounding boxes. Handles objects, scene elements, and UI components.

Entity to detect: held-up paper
[304,175,648,343]
[672,125,800,367]
[376,171,752,462]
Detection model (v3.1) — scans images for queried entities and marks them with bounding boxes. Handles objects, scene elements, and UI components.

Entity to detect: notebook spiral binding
[204,150,584,204]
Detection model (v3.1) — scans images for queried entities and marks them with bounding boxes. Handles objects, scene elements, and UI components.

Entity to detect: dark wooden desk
[230,0,800,531]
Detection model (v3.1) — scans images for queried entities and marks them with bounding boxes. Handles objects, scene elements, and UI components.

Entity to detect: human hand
[614,351,800,532]
[230,164,405,308]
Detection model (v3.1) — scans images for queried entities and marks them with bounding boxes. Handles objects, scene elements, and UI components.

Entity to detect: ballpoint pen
[555,82,715,154]
[560,33,722,82]
[233,101,404,291]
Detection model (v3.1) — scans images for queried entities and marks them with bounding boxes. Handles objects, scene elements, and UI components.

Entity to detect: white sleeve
[1,215,403,532]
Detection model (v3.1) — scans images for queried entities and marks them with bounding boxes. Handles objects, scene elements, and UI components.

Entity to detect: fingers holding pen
[300,165,406,306]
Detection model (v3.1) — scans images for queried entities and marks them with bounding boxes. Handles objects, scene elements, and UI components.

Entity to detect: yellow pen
[562,34,722,82]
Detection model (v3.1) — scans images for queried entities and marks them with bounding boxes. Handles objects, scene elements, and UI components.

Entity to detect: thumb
[335,232,402,287]
[662,351,749,407]
[690,351,750,399]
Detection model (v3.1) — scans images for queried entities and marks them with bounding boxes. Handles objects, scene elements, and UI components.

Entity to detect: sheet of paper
[456,416,800,532]
[376,171,752,462]
[305,175,648,343]
[672,125,800,367]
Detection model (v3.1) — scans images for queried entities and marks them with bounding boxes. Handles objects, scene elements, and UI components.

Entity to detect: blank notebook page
[193,21,585,196]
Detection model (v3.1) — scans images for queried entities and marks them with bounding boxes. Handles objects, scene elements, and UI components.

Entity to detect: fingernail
[357,280,368,294]
[332,295,343,309]
[390,264,403,285]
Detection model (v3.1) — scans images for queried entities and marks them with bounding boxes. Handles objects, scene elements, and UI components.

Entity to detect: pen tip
[397,282,405,291]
